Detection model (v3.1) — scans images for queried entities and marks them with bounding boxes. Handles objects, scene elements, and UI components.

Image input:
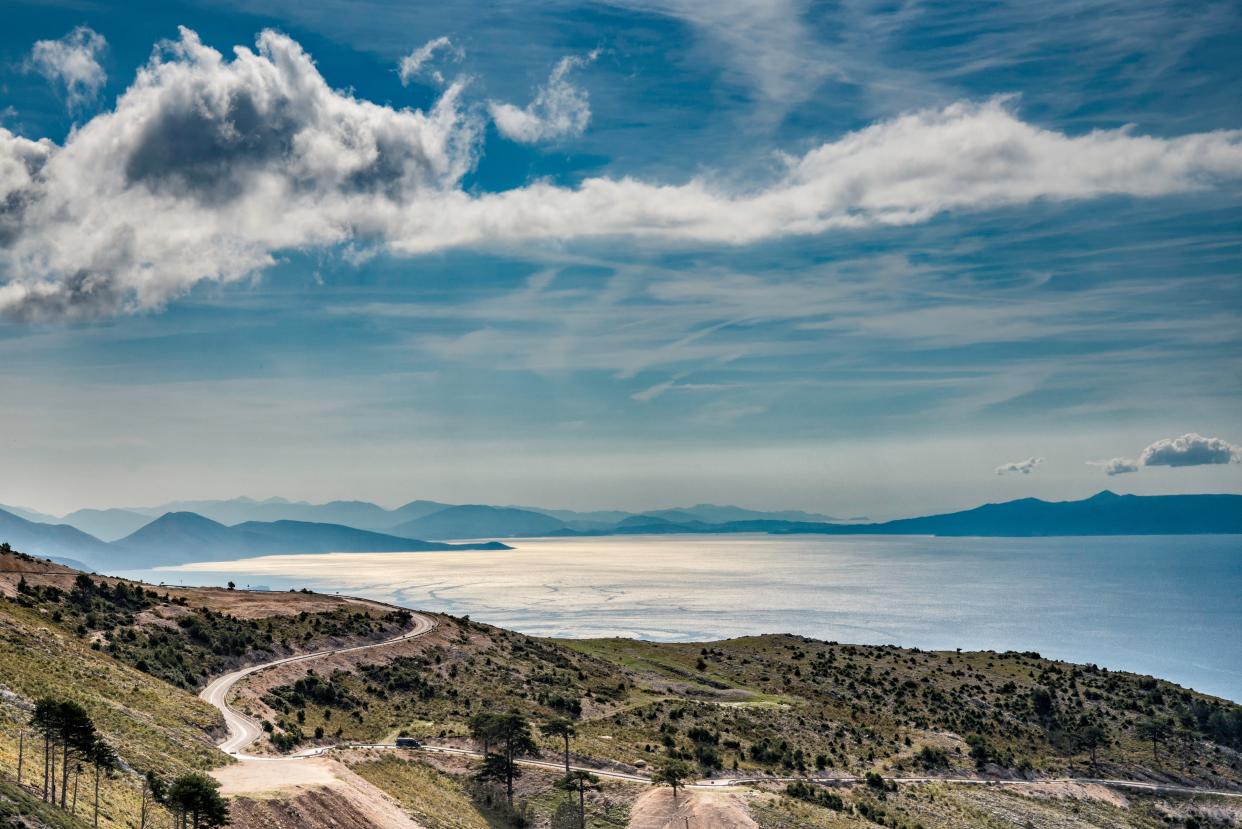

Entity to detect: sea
[128,534,1242,702]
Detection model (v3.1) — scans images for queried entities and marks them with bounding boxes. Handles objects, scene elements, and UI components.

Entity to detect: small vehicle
[395,737,422,749]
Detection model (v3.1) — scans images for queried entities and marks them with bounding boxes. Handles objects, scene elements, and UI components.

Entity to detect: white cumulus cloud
[398,36,461,86]
[25,26,108,110]
[995,456,1043,475]
[1139,433,1242,468]
[488,51,598,144]
[1087,457,1139,476]
[3,29,1242,319]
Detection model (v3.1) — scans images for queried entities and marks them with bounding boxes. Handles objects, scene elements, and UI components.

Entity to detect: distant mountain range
[5,497,851,540]
[582,491,1242,538]
[1,491,1238,572]
[0,506,510,571]
[107,512,509,568]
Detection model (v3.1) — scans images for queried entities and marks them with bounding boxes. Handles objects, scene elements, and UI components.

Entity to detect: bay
[140,533,1242,702]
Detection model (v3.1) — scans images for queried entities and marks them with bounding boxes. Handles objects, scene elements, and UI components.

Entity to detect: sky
[0,0,1240,518]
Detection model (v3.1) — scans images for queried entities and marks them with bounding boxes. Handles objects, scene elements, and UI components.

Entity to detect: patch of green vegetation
[10,570,411,690]
[255,616,1242,792]
[0,778,91,829]
[351,756,496,829]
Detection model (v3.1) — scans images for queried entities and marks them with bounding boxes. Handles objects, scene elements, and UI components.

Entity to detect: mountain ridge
[3,491,1239,568]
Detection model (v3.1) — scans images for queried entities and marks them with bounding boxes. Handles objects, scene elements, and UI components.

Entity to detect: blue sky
[1,0,1240,517]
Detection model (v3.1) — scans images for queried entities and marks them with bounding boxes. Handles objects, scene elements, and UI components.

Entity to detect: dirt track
[626,787,757,829]
[218,756,427,828]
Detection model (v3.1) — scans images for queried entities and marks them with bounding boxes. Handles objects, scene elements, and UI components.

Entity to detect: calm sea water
[141,534,1242,702]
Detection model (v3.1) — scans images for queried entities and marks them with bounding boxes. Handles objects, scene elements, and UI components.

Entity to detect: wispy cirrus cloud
[488,50,599,144]
[398,36,462,86]
[25,26,108,111]
[602,0,837,117]
[3,28,1242,320]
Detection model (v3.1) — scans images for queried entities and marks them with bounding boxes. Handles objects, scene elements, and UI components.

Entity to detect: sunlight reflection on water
[152,533,1242,701]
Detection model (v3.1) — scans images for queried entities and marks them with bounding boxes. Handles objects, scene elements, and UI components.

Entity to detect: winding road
[199,610,439,757]
[198,611,1242,801]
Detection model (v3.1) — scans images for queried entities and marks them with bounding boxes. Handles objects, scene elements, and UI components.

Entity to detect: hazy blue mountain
[512,506,635,525]
[614,514,684,529]
[827,491,1242,537]
[520,503,843,526]
[0,504,62,524]
[546,492,1242,538]
[642,510,706,524]
[0,508,113,562]
[384,500,456,528]
[61,508,153,541]
[128,498,399,530]
[392,505,567,539]
[109,512,510,568]
[648,504,841,523]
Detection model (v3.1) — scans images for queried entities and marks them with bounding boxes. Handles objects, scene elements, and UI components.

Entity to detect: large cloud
[1,28,479,318]
[1139,433,1242,468]
[25,26,108,110]
[488,52,598,144]
[4,28,1242,319]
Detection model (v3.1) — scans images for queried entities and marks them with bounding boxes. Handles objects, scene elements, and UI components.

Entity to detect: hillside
[2,545,1240,829]
[0,546,441,829]
[222,614,1242,827]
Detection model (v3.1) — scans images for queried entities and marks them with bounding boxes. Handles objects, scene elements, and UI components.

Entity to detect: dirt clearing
[214,756,426,828]
[627,787,757,829]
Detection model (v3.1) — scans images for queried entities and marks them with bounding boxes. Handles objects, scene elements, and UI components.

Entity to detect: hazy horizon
[1,1,1239,517]
[6,479,1242,524]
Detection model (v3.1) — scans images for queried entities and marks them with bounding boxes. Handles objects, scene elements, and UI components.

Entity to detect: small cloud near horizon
[1089,433,1240,475]
[1140,433,1241,468]
[995,456,1043,475]
[1088,457,1139,476]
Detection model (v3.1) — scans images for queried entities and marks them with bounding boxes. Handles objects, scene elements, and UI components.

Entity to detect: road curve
[199,614,1242,802]
[199,611,438,758]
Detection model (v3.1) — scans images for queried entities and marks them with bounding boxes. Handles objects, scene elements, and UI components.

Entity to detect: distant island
[1,490,1239,570]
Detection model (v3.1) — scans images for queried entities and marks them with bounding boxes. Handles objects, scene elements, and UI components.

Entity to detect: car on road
[395,737,422,748]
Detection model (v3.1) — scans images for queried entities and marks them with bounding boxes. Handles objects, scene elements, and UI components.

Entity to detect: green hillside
[2,545,1240,829]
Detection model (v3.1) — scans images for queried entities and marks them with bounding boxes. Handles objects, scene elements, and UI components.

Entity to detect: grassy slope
[751,783,1242,829]
[350,755,634,829]
[245,615,1242,789]
[0,597,222,829]
[349,756,495,829]
[246,616,1241,827]
[1,552,412,692]
[0,779,93,829]
[2,547,1239,829]
[0,548,412,829]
